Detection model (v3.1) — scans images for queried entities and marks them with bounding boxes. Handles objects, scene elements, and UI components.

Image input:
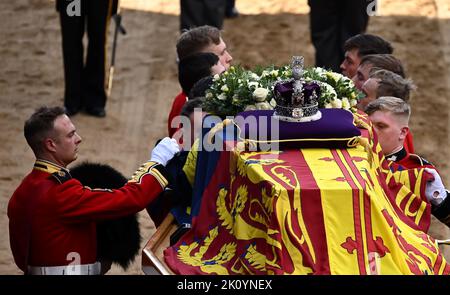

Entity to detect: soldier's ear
[44,137,57,153]
[399,126,409,141]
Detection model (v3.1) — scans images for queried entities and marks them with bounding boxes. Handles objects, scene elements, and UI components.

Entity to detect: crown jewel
[273,56,322,122]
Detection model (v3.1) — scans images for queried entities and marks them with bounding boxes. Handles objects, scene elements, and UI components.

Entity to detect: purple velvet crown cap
[274,80,321,104]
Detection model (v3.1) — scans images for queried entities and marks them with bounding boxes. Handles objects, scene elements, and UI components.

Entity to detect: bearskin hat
[70,162,141,270]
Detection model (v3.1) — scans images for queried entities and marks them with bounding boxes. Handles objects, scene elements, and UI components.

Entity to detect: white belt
[27,262,101,275]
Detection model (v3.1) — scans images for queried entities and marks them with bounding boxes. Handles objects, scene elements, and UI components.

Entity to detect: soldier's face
[352,63,372,90]
[211,60,226,75]
[51,115,82,167]
[341,49,361,78]
[369,110,408,155]
[204,38,233,70]
[358,78,379,111]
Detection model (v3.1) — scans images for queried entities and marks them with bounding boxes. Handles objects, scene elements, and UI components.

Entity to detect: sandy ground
[0,0,449,274]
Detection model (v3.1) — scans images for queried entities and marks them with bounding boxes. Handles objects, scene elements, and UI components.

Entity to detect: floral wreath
[202,64,363,118]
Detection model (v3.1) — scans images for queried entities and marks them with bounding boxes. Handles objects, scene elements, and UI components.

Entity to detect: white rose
[205,92,213,99]
[213,74,220,81]
[253,87,269,102]
[331,98,342,109]
[245,104,257,111]
[255,102,272,110]
[270,70,279,77]
[221,85,229,92]
[350,99,357,107]
[261,70,269,77]
[341,97,350,110]
[324,102,333,108]
[217,93,227,101]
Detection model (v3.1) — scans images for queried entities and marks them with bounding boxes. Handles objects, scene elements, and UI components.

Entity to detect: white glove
[150,137,180,166]
[424,168,447,206]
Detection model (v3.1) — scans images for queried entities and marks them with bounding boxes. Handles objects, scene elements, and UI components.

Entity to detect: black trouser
[308,0,369,72]
[226,0,235,14]
[58,0,112,112]
[180,0,226,31]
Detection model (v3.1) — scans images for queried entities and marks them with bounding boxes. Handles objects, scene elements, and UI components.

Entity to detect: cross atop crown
[291,56,305,106]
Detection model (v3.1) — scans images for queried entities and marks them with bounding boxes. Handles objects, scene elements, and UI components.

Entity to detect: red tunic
[386,147,434,170]
[8,160,166,272]
[168,91,187,137]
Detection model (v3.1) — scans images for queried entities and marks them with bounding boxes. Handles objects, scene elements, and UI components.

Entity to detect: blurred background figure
[180,0,226,31]
[308,0,370,73]
[56,0,117,118]
[225,0,239,18]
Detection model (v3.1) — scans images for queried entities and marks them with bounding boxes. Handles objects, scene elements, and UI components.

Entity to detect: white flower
[270,70,279,77]
[248,81,259,88]
[269,98,277,107]
[250,73,260,80]
[213,74,220,81]
[245,104,257,111]
[324,102,333,108]
[205,92,213,99]
[338,74,355,88]
[261,70,270,77]
[350,99,357,107]
[217,93,227,101]
[331,98,342,109]
[341,97,350,110]
[326,71,342,83]
[232,94,240,104]
[314,67,327,77]
[317,81,337,100]
[255,102,272,110]
[253,87,269,102]
[221,85,229,92]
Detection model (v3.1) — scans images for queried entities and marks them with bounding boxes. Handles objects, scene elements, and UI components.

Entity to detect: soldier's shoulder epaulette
[129,161,170,189]
[51,169,72,184]
[409,153,434,167]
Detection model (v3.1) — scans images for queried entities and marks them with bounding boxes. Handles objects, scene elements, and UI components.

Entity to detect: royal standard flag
[164,122,449,275]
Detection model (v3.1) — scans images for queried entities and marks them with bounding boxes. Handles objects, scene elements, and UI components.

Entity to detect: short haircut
[360,54,406,78]
[343,34,393,57]
[176,25,222,60]
[369,69,416,101]
[188,76,214,100]
[178,52,219,94]
[181,98,204,118]
[365,96,411,124]
[24,106,66,155]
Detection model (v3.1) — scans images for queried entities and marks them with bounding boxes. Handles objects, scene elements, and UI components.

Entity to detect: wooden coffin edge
[141,213,177,275]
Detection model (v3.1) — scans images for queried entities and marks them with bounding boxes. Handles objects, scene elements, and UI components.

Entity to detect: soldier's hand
[150,137,180,166]
[424,168,447,206]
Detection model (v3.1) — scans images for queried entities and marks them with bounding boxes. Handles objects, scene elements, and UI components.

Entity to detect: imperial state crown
[273,56,322,122]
